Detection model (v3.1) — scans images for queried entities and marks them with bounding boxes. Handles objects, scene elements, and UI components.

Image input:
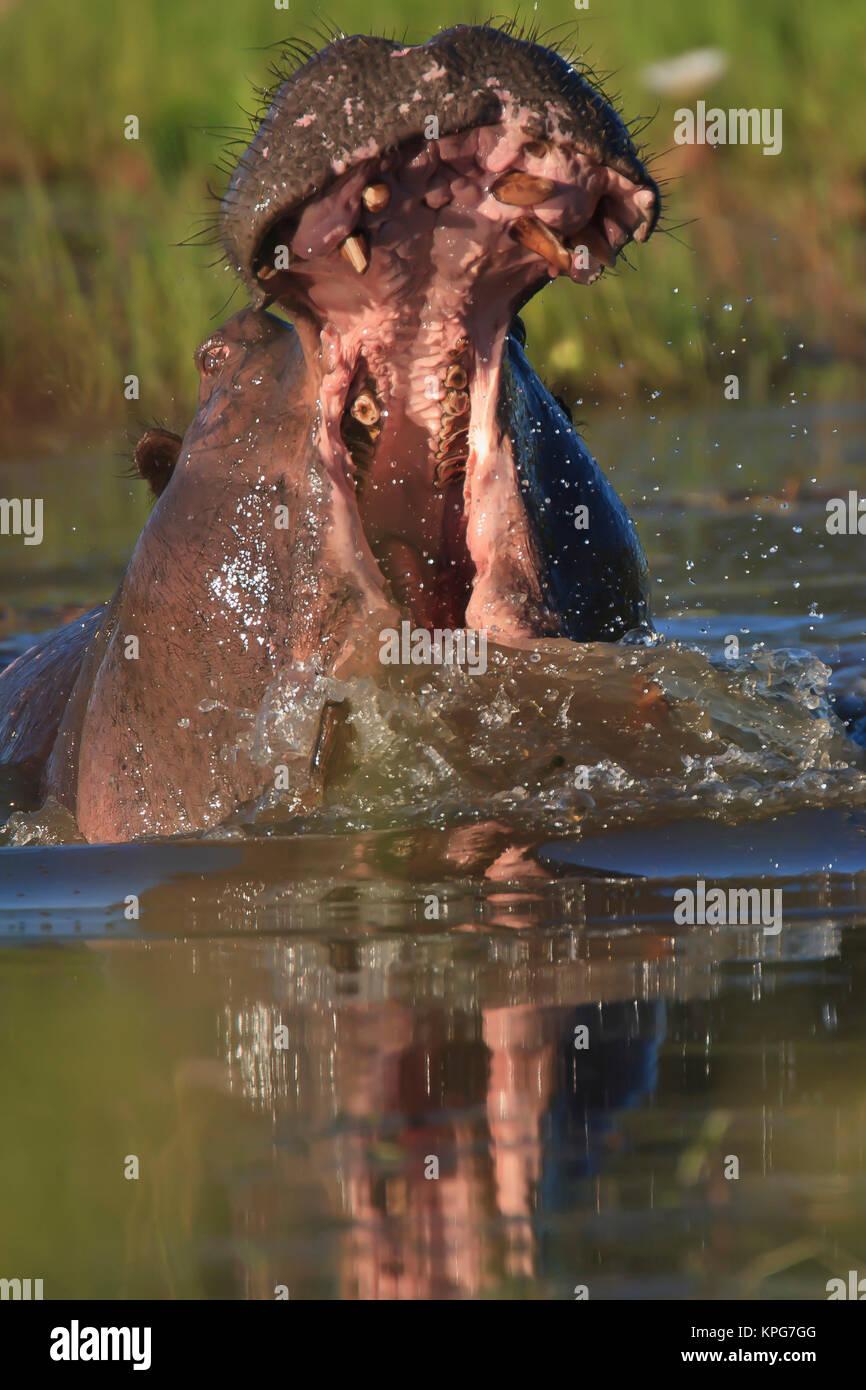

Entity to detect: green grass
[0,0,863,450]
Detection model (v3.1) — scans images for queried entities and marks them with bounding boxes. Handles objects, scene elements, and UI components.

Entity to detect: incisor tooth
[361,183,390,213]
[510,216,571,275]
[492,171,556,207]
[340,232,369,274]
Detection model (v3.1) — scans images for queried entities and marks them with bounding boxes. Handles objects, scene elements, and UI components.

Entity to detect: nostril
[595,196,633,253]
[253,219,296,281]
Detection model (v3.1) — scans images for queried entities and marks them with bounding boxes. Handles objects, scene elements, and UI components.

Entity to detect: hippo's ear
[134,428,183,497]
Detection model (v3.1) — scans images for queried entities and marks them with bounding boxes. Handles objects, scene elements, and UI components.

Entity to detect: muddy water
[2,403,866,1299]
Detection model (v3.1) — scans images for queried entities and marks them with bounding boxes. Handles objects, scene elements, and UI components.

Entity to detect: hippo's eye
[195,339,231,377]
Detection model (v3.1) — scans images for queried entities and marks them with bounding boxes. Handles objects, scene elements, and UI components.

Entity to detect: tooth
[510,216,571,275]
[443,363,467,389]
[436,437,468,461]
[574,225,616,269]
[350,390,380,426]
[340,232,369,274]
[449,336,470,358]
[492,171,556,207]
[440,416,469,439]
[361,182,390,213]
[435,458,468,487]
[437,420,469,446]
[441,389,470,418]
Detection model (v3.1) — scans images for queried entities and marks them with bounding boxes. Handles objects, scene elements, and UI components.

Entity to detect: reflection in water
[222,984,665,1298]
[1,823,865,1299]
[209,910,854,1301]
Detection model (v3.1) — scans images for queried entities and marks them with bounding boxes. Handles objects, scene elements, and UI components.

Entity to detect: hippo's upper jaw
[222,25,659,639]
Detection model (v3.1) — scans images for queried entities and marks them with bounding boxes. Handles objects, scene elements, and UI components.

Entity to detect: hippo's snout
[222,25,659,300]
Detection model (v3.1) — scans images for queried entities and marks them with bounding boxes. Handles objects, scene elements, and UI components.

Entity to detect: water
[2,402,866,1299]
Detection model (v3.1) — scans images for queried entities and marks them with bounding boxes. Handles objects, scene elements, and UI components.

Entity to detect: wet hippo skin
[0,24,661,842]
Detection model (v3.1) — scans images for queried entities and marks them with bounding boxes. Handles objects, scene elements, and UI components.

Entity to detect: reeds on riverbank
[0,0,863,452]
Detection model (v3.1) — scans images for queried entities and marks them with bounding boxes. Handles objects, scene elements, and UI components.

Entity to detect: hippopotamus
[0,24,661,842]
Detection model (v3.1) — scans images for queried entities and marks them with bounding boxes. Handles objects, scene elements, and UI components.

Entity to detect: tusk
[510,216,571,275]
[361,183,390,213]
[340,232,369,274]
[492,171,556,207]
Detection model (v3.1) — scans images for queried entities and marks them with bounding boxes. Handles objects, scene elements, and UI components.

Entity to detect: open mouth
[222,26,659,637]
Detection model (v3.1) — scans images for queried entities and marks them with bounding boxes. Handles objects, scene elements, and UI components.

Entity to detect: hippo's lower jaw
[223,26,659,640]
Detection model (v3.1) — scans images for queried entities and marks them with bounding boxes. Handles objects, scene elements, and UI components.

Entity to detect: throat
[341,324,511,634]
[301,281,525,632]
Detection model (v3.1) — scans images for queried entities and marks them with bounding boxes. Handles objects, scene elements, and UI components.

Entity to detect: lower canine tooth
[340,232,369,274]
[361,183,390,213]
[511,216,571,275]
[492,171,556,206]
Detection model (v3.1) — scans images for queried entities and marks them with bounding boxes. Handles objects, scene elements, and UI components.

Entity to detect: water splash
[231,636,865,838]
